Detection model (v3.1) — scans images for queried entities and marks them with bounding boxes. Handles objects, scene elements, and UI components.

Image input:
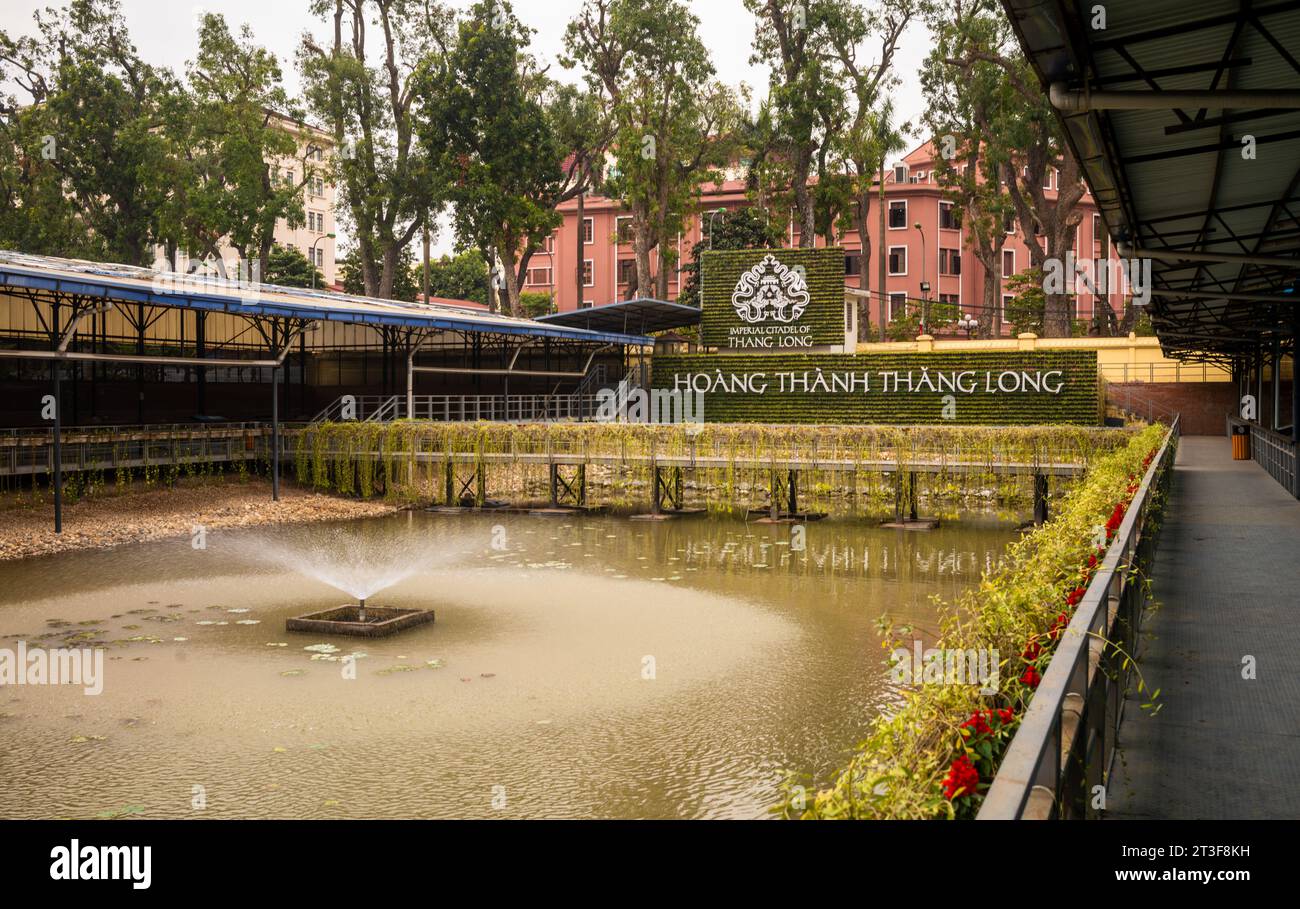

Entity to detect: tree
[0,0,180,265]
[421,248,490,305]
[746,0,849,248]
[921,3,1015,338]
[927,0,1087,337]
[1003,267,1044,335]
[338,244,419,302]
[176,13,318,278]
[565,0,743,299]
[263,243,325,288]
[825,0,918,339]
[677,207,782,307]
[545,81,613,314]
[422,1,567,316]
[299,0,450,299]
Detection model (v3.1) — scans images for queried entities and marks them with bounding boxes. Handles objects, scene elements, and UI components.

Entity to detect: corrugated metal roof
[1002,0,1300,359]
[0,250,650,347]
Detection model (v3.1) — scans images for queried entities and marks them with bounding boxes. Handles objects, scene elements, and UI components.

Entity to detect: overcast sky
[1,0,932,256]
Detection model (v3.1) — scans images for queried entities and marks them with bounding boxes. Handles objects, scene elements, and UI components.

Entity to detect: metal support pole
[1034,473,1049,525]
[788,469,798,517]
[52,362,63,534]
[272,364,281,501]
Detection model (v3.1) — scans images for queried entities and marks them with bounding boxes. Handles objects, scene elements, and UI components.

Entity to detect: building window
[582,217,594,245]
[526,267,551,286]
[939,248,961,276]
[844,253,862,276]
[939,293,960,306]
[888,292,908,321]
[616,259,636,286]
[888,200,908,229]
[1002,249,1016,277]
[1002,293,1015,322]
[939,202,960,230]
[310,176,324,196]
[1044,168,1054,190]
[1093,214,1109,258]
[582,259,594,286]
[1004,212,1016,234]
[616,217,633,245]
[893,164,908,183]
[888,245,907,275]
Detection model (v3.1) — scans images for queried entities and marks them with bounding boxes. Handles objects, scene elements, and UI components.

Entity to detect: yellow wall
[855,333,1233,383]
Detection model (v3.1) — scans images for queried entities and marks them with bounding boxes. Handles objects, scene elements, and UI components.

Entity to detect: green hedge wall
[700,247,845,349]
[651,350,1100,425]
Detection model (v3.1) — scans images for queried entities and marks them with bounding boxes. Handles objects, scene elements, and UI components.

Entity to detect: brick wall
[1108,382,1239,435]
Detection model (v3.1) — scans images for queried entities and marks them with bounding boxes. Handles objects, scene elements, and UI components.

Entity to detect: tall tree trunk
[854,180,873,342]
[793,147,815,248]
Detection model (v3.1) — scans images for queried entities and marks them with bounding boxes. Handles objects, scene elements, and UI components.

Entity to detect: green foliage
[263,243,325,288]
[653,350,1101,425]
[338,245,419,302]
[699,247,847,348]
[0,0,181,264]
[783,423,1170,819]
[298,0,449,299]
[1004,268,1045,336]
[564,0,743,299]
[421,1,566,317]
[420,248,490,305]
[170,12,310,272]
[519,291,554,318]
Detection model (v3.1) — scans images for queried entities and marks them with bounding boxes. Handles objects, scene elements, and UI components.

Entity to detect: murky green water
[0,510,1018,819]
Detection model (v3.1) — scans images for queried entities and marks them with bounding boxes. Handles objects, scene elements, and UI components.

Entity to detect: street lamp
[958,313,978,338]
[914,221,928,330]
[707,208,727,249]
[309,232,335,289]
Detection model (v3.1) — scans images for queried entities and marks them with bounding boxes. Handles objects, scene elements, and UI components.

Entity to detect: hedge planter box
[651,350,1100,425]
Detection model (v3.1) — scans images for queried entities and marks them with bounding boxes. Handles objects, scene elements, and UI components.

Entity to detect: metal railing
[0,422,271,477]
[1100,361,1231,384]
[977,415,1180,820]
[1227,416,1299,498]
[311,393,602,424]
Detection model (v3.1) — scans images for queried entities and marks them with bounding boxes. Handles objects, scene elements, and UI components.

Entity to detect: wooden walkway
[1108,436,1300,819]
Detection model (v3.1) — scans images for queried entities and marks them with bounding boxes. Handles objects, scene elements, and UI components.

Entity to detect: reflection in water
[0,510,1018,819]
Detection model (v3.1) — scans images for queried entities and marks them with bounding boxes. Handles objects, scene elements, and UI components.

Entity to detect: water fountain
[248,524,445,638]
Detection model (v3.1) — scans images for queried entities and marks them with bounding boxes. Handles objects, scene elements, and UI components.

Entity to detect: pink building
[534,142,1133,337]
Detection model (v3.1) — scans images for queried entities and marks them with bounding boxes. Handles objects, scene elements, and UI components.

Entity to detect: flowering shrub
[780,423,1170,820]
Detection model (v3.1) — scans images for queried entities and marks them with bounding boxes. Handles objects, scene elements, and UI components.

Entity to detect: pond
[0,510,1019,819]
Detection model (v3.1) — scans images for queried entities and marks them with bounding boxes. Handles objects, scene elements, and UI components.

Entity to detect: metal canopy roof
[1002,0,1300,360]
[535,298,702,335]
[0,250,650,347]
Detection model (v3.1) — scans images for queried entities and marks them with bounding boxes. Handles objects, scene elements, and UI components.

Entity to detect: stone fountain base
[286,605,435,638]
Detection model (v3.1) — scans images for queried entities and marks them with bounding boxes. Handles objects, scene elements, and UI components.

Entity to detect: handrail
[1227,416,1299,498]
[977,415,1180,819]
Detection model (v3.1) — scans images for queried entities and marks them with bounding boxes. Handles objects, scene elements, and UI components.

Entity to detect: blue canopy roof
[0,250,650,347]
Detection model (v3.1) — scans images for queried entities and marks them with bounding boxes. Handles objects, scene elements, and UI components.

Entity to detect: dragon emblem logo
[730,254,810,324]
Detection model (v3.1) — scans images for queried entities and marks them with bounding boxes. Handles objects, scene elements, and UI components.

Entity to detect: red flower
[996,707,1015,725]
[1066,586,1087,608]
[1105,502,1126,538]
[1048,613,1069,641]
[1020,666,1042,688]
[1021,638,1042,662]
[942,755,981,800]
[1087,553,1098,570]
[961,711,993,737]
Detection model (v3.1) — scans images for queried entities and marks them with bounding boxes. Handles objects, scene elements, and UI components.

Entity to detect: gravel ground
[0,479,400,562]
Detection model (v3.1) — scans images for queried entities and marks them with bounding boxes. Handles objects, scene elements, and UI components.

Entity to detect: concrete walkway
[1108,435,1300,819]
